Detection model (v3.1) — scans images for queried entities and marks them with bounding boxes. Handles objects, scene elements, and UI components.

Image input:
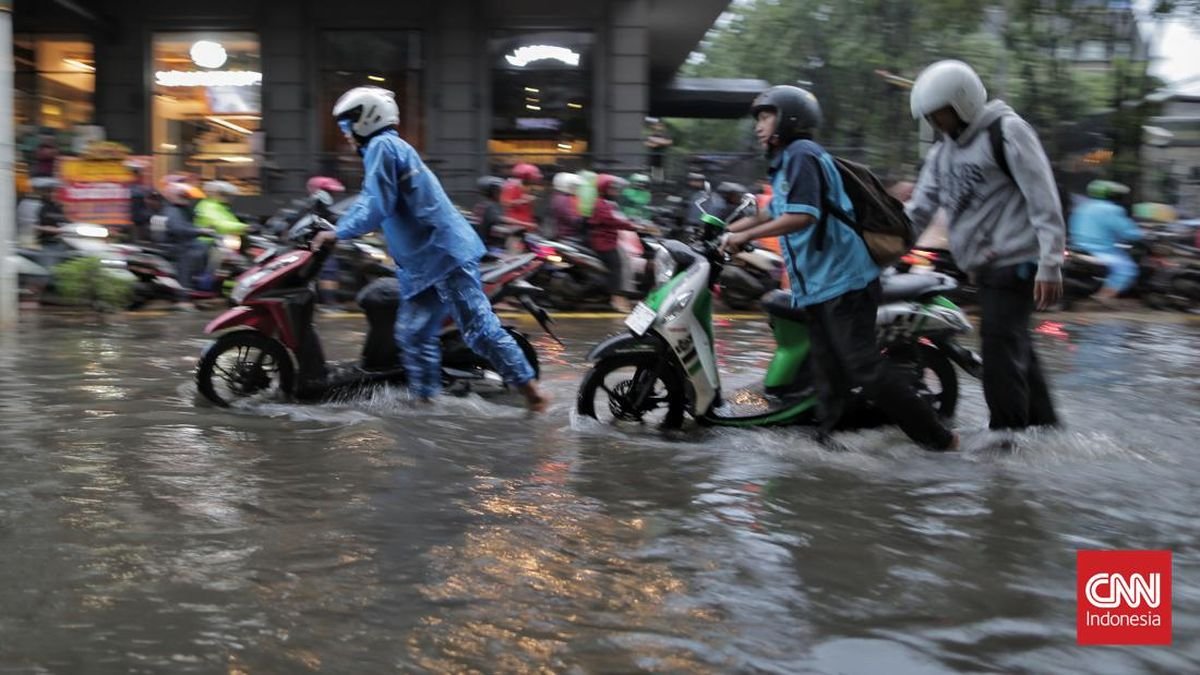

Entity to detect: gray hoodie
[907,100,1065,283]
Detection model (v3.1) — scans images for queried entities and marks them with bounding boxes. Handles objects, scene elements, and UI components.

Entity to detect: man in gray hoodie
[907,60,1062,431]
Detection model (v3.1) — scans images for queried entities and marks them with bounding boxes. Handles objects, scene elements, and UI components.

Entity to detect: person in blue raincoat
[1069,180,1143,303]
[310,86,547,411]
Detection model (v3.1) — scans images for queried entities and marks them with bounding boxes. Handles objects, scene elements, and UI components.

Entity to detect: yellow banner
[59,158,135,184]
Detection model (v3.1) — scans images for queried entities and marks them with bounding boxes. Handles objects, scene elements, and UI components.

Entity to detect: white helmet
[910,60,987,124]
[202,180,239,198]
[332,86,400,139]
[552,172,582,195]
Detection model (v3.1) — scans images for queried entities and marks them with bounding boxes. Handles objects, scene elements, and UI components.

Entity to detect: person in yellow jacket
[196,181,248,236]
[196,181,249,290]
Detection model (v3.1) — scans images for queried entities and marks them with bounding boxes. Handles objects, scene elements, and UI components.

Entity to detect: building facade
[14,0,728,210]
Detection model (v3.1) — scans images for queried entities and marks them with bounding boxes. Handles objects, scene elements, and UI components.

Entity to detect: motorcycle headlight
[663,290,695,324]
[654,247,677,287]
[74,224,109,238]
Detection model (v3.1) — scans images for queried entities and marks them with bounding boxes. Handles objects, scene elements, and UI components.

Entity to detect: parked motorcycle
[195,216,558,407]
[576,197,982,429]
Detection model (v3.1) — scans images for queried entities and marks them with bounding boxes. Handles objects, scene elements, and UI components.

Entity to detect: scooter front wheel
[196,331,295,407]
[577,352,686,429]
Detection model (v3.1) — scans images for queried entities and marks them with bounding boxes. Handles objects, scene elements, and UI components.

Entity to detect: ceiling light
[368,75,386,82]
[190,40,228,69]
[525,104,542,111]
[567,102,583,109]
[62,58,95,72]
[506,45,580,68]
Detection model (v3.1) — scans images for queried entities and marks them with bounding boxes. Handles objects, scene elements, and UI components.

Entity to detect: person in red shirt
[588,174,642,312]
[502,162,543,230]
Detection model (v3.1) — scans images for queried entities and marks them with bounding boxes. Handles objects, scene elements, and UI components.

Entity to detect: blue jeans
[396,262,536,399]
[1092,250,1138,293]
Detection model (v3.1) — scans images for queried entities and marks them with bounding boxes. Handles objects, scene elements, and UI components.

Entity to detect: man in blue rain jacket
[311,86,547,411]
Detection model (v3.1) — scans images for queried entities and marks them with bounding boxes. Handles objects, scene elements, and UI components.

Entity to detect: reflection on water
[0,311,1197,672]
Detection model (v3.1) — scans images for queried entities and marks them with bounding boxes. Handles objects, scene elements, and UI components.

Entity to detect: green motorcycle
[576,199,983,430]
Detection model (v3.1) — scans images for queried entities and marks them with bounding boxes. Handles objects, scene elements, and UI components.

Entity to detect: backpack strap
[988,116,1014,184]
[813,156,855,253]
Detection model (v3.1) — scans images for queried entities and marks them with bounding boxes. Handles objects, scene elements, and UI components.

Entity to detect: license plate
[625,302,657,336]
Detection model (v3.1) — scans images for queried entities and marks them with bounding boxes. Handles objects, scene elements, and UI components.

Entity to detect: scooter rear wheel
[196,331,295,407]
[577,352,686,429]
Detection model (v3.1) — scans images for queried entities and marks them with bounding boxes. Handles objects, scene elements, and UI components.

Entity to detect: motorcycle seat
[481,253,537,284]
[761,289,808,322]
[879,272,956,303]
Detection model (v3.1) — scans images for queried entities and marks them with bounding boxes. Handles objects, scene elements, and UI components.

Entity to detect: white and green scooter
[576,197,983,430]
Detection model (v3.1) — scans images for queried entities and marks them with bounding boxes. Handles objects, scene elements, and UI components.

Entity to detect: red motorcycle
[195,217,558,407]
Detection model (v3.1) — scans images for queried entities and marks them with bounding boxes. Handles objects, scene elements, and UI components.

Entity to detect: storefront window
[13,35,95,131]
[152,33,262,194]
[319,31,423,187]
[489,31,593,170]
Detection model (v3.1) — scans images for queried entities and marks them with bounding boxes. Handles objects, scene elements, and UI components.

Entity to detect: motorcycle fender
[586,332,668,363]
[204,305,270,335]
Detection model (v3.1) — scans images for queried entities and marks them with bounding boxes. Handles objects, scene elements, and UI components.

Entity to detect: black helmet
[750,85,823,150]
[716,181,747,197]
[477,175,505,199]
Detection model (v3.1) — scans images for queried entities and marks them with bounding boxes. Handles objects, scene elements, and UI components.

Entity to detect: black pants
[595,248,625,296]
[806,281,955,449]
[976,263,1059,430]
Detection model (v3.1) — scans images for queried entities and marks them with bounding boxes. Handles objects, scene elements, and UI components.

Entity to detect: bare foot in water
[519,382,550,414]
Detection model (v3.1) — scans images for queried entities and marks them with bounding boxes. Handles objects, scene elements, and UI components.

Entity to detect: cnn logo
[1084,572,1161,609]
[1077,550,1171,645]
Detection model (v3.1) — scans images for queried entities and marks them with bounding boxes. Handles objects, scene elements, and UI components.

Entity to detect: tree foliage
[675,0,1160,185]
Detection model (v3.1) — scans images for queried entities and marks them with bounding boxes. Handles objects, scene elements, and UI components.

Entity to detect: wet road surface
[1,308,1198,673]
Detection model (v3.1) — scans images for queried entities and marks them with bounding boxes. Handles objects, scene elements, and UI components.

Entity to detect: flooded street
[1,309,1198,673]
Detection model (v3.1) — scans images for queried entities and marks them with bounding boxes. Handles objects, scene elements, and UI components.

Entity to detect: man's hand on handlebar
[310,230,339,251]
[718,230,750,257]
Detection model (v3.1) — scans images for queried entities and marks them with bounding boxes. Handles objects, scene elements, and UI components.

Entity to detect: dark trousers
[976,263,1059,430]
[595,248,625,296]
[806,280,955,449]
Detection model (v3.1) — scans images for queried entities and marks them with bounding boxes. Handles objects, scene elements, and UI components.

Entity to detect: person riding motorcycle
[721,85,957,451]
[550,172,583,242]
[162,181,211,306]
[196,180,249,237]
[587,174,642,313]
[27,178,69,267]
[684,172,725,235]
[620,173,653,221]
[310,86,547,411]
[472,176,507,247]
[306,175,346,220]
[502,162,542,231]
[1069,180,1142,304]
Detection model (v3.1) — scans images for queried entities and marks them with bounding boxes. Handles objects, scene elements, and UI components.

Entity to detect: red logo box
[1077,550,1172,645]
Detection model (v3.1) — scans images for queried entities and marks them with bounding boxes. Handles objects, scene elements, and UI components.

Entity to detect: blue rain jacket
[335,130,485,299]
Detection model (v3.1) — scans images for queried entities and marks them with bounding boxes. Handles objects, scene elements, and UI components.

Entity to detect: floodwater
[1,308,1198,674]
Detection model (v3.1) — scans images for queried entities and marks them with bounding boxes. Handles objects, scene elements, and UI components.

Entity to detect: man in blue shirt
[1069,180,1142,303]
[722,86,956,451]
[311,87,547,411]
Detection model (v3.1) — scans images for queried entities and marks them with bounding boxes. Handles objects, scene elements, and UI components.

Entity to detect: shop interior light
[557,143,572,151]
[368,75,386,82]
[525,104,542,111]
[160,143,178,151]
[62,58,95,72]
[220,156,255,163]
[567,102,583,109]
[207,116,253,135]
[524,87,540,93]
[506,45,580,68]
[156,70,262,87]
[190,40,228,69]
